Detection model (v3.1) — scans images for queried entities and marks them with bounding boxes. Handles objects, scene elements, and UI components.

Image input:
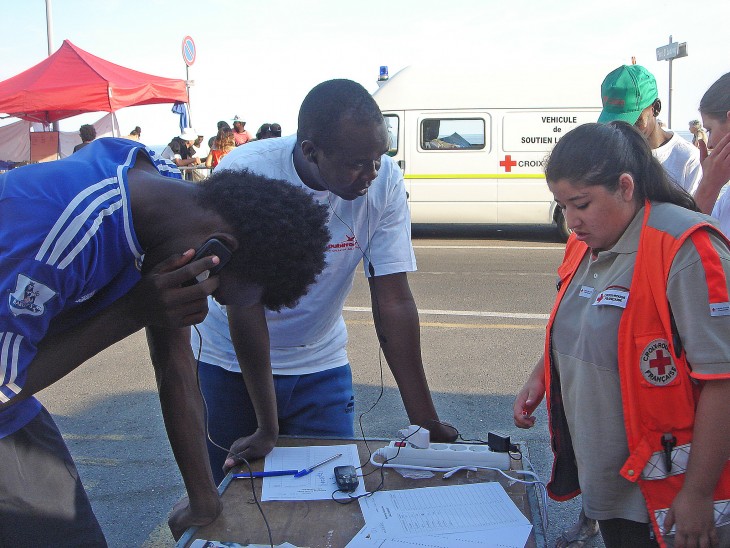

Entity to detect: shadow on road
[51,391,183,548]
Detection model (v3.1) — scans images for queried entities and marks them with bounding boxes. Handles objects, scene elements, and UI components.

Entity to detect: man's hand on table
[223,428,279,475]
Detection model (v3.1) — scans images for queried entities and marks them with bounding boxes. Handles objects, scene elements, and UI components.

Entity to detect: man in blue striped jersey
[0,137,329,546]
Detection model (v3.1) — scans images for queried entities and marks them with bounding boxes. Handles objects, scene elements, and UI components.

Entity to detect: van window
[421,118,485,150]
[384,114,399,156]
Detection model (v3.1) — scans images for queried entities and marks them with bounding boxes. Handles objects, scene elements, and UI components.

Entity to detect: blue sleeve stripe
[115,157,143,262]
[57,200,124,270]
[35,178,120,263]
[135,145,181,180]
[46,187,121,266]
[0,332,23,404]
[156,163,182,178]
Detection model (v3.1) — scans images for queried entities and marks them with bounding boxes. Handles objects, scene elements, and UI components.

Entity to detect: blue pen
[293,453,343,478]
[232,469,298,479]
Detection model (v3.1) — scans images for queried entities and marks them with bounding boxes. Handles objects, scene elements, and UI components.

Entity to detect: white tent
[0,113,117,163]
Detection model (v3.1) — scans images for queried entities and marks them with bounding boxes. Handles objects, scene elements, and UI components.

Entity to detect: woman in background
[205,128,235,169]
[124,126,142,141]
[692,72,730,237]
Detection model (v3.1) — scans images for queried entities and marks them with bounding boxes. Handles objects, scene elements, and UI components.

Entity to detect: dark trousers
[598,518,660,548]
[0,407,107,547]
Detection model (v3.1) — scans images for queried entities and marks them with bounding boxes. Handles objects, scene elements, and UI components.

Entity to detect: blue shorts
[198,362,355,485]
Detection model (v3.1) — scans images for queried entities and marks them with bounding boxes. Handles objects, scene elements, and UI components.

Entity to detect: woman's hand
[513,357,546,429]
[695,132,730,214]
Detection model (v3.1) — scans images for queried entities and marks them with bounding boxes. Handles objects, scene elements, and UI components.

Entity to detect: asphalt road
[37,224,603,548]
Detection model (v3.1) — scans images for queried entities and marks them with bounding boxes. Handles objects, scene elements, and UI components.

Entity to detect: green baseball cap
[598,65,658,125]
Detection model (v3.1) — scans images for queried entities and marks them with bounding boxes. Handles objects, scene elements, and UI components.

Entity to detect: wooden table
[177,438,546,548]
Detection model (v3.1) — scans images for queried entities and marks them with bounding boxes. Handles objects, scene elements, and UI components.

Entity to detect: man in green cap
[597,64,701,194]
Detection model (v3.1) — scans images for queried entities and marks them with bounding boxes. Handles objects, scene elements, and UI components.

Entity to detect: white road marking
[343,306,549,320]
[413,245,564,250]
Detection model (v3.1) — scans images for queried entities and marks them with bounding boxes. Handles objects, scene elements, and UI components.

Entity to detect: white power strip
[375,441,511,470]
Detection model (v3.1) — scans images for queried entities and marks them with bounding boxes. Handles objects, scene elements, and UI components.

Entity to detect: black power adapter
[488,432,518,453]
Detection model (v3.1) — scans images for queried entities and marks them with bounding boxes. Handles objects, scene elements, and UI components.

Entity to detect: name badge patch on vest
[592,286,629,308]
[578,286,594,299]
[710,302,730,317]
[640,339,678,386]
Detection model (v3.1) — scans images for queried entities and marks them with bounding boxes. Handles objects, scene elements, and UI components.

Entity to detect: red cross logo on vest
[640,339,678,386]
[649,350,671,375]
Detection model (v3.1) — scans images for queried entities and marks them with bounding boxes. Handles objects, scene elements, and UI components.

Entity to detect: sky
[1,0,728,151]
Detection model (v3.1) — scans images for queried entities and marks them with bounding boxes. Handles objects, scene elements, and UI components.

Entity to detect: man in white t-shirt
[598,65,702,194]
[194,79,457,484]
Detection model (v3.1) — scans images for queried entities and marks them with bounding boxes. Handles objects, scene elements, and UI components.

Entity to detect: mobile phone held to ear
[183,238,233,287]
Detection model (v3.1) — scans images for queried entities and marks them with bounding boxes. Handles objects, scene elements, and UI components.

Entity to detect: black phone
[183,238,233,286]
[334,465,359,493]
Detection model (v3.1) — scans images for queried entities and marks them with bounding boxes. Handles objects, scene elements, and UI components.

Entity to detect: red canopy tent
[0,39,188,124]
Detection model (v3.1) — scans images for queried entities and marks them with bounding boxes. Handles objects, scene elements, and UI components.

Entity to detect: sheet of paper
[261,444,366,501]
[357,482,530,538]
[346,524,533,547]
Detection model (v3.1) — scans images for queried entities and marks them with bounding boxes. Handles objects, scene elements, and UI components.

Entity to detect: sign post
[181,36,196,126]
[655,35,688,128]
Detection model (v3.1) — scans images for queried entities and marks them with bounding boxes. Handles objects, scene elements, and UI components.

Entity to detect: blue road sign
[182,36,196,67]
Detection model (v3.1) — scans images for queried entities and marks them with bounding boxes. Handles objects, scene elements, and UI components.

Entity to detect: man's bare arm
[368,272,457,442]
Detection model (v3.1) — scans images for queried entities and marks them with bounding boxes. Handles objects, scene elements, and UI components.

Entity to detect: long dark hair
[545,122,698,211]
[699,72,730,119]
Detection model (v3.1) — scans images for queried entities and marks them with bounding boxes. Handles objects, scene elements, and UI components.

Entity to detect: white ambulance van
[373,66,602,239]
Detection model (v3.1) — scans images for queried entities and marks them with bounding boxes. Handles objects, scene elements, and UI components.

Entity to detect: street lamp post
[655,35,688,128]
[45,0,60,132]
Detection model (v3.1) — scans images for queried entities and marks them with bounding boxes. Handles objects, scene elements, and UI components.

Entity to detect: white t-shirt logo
[327,233,359,252]
[9,274,56,317]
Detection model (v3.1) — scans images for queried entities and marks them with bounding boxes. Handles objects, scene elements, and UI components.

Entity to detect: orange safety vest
[544,201,730,545]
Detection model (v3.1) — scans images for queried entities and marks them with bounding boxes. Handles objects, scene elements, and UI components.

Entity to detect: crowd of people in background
[157,116,283,180]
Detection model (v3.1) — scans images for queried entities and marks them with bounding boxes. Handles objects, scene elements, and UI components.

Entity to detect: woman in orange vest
[513,121,730,548]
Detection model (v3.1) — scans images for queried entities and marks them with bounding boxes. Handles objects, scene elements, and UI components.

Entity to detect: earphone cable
[193,324,274,548]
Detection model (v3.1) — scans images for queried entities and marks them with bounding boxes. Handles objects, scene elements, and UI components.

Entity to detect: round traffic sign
[182,36,196,67]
